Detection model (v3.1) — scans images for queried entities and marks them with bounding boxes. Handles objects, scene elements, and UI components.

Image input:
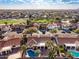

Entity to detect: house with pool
[20,34,79,59]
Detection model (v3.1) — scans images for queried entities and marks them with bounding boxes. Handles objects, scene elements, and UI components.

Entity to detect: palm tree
[46,40,73,59]
[48,49,56,59]
[20,45,28,59]
[27,19,31,25]
[20,32,28,59]
[59,45,74,59]
[45,40,60,59]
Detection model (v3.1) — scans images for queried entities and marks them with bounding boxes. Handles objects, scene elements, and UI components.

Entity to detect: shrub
[23,27,38,34]
[74,29,79,34]
[49,29,58,33]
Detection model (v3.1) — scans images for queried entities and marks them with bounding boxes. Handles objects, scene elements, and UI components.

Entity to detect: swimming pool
[69,50,79,58]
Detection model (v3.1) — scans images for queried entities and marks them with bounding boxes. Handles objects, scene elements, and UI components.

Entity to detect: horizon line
[0,8,79,10]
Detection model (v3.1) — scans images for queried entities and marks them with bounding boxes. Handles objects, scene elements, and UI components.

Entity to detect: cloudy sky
[0,0,79,9]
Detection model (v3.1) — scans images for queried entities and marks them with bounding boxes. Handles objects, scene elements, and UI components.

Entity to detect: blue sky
[0,0,79,9]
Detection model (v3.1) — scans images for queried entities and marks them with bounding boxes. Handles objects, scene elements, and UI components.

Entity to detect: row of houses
[0,10,79,19]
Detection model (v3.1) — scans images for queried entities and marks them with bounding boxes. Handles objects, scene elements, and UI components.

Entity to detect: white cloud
[0,0,79,9]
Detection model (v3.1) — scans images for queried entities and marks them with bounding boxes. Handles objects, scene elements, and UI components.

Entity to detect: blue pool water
[25,49,39,58]
[69,50,79,58]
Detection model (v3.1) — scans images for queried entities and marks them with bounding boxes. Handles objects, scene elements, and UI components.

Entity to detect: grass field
[0,19,56,24]
[32,19,55,23]
[0,19,26,24]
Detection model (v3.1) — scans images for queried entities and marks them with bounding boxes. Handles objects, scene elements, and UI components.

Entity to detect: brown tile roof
[58,37,79,45]
[0,36,79,50]
[0,38,21,49]
[27,37,79,45]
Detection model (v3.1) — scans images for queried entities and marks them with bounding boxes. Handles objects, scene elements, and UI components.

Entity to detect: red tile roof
[0,38,21,49]
[58,37,79,45]
[0,36,79,50]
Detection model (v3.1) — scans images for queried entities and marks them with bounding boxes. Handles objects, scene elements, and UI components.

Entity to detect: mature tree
[20,34,28,59]
[46,40,60,59]
[55,18,62,23]
[21,45,28,59]
[20,34,28,46]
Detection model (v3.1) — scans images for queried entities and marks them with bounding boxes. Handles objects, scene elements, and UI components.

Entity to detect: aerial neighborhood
[0,9,79,59]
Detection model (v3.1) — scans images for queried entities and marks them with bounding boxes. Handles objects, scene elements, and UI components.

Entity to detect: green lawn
[32,19,55,23]
[0,19,26,24]
[0,19,57,24]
